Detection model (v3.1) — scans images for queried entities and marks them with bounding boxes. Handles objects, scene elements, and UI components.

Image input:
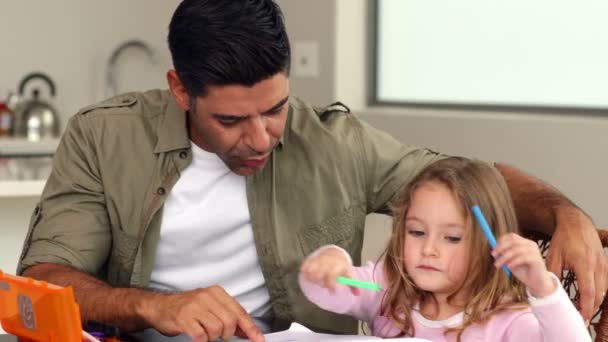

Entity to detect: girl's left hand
[493,233,556,298]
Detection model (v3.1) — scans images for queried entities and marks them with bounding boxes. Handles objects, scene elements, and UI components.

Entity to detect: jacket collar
[154,93,190,153]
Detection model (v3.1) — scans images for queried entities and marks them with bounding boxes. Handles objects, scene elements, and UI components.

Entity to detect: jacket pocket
[107,228,139,286]
[296,204,366,258]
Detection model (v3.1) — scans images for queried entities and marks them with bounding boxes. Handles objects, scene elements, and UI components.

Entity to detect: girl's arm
[496,163,606,324]
[493,233,591,341]
[298,245,385,323]
[503,272,591,342]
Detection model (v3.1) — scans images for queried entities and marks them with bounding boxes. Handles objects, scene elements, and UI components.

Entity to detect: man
[18,1,606,341]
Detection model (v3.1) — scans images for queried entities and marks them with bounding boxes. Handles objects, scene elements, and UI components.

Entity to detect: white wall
[335,0,368,111]
[278,0,337,105]
[1,1,179,127]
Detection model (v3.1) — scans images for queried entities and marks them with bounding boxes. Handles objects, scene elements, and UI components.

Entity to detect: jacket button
[156,187,166,195]
[179,151,188,159]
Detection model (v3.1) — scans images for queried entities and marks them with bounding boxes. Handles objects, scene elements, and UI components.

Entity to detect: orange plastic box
[0,270,84,342]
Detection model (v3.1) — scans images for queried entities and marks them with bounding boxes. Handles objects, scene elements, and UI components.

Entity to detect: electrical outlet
[293,40,320,78]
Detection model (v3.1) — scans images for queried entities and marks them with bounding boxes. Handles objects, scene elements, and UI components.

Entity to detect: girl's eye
[445,236,462,243]
[407,230,424,237]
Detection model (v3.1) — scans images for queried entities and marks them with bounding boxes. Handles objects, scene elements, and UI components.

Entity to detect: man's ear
[167,69,191,111]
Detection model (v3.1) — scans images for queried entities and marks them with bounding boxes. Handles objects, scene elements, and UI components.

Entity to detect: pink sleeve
[299,260,386,323]
[502,272,591,342]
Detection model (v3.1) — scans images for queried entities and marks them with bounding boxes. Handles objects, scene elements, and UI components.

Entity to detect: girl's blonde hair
[381,157,527,341]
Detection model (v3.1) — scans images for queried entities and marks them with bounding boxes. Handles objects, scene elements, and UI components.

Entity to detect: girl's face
[403,181,470,298]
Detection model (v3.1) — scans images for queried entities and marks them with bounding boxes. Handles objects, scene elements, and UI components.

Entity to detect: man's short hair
[168,0,291,97]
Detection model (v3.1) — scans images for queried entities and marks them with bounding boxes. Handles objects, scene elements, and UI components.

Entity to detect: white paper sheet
[230,322,431,342]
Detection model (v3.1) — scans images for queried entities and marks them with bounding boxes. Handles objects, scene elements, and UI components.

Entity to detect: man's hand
[137,285,265,342]
[546,208,608,326]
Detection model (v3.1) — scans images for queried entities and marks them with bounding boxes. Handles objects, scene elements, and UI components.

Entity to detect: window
[373,0,608,111]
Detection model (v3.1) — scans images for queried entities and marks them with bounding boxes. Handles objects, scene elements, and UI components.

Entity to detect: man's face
[174,72,289,176]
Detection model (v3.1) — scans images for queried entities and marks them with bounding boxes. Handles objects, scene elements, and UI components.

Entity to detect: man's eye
[218,118,240,126]
[267,106,285,115]
[446,236,462,243]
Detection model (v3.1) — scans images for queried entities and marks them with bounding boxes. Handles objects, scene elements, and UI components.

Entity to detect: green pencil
[336,276,382,292]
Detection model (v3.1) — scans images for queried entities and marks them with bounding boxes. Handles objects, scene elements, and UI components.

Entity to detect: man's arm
[495,163,607,325]
[495,163,580,235]
[22,264,264,342]
[23,264,150,331]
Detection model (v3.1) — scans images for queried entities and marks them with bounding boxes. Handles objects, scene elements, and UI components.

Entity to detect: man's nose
[245,117,271,153]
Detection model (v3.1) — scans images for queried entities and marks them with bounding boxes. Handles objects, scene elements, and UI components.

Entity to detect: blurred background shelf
[0,138,58,198]
[0,137,59,157]
[0,180,46,197]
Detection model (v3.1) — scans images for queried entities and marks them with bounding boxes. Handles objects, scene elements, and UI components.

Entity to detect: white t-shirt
[144,142,271,340]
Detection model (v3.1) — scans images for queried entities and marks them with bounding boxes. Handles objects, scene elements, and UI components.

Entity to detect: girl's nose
[422,238,439,257]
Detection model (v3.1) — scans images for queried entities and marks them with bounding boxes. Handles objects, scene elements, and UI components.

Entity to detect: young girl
[299,157,590,341]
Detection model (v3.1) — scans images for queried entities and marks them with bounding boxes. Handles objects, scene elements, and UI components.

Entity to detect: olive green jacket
[17,89,443,334]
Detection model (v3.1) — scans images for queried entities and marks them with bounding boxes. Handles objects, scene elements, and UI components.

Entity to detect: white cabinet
[0,137,59,197]
[0,137,59,156]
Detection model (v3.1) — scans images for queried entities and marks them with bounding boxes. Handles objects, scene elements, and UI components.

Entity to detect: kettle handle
[18,72,56,97]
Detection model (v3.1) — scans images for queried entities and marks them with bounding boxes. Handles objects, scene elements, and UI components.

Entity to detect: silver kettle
[10,72,61,141]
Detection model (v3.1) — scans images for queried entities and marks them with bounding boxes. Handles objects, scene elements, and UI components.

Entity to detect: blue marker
[472,205,511,278]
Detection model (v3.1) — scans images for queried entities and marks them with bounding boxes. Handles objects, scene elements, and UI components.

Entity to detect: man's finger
[545,246,564,280]
[185,319,208,342]
[236,315,264,342]
[198,311,224,341]
[205,297,238,340]
[235,326,265,341]
[210,288,263,342]
[573,260,596,323]
[593,255,608,315]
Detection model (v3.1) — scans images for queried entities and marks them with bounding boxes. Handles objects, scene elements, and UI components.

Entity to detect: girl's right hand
[493,233,556,298]
[299,245,360,296]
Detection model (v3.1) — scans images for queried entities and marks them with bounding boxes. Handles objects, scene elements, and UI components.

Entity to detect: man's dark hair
[168,0,291,97]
